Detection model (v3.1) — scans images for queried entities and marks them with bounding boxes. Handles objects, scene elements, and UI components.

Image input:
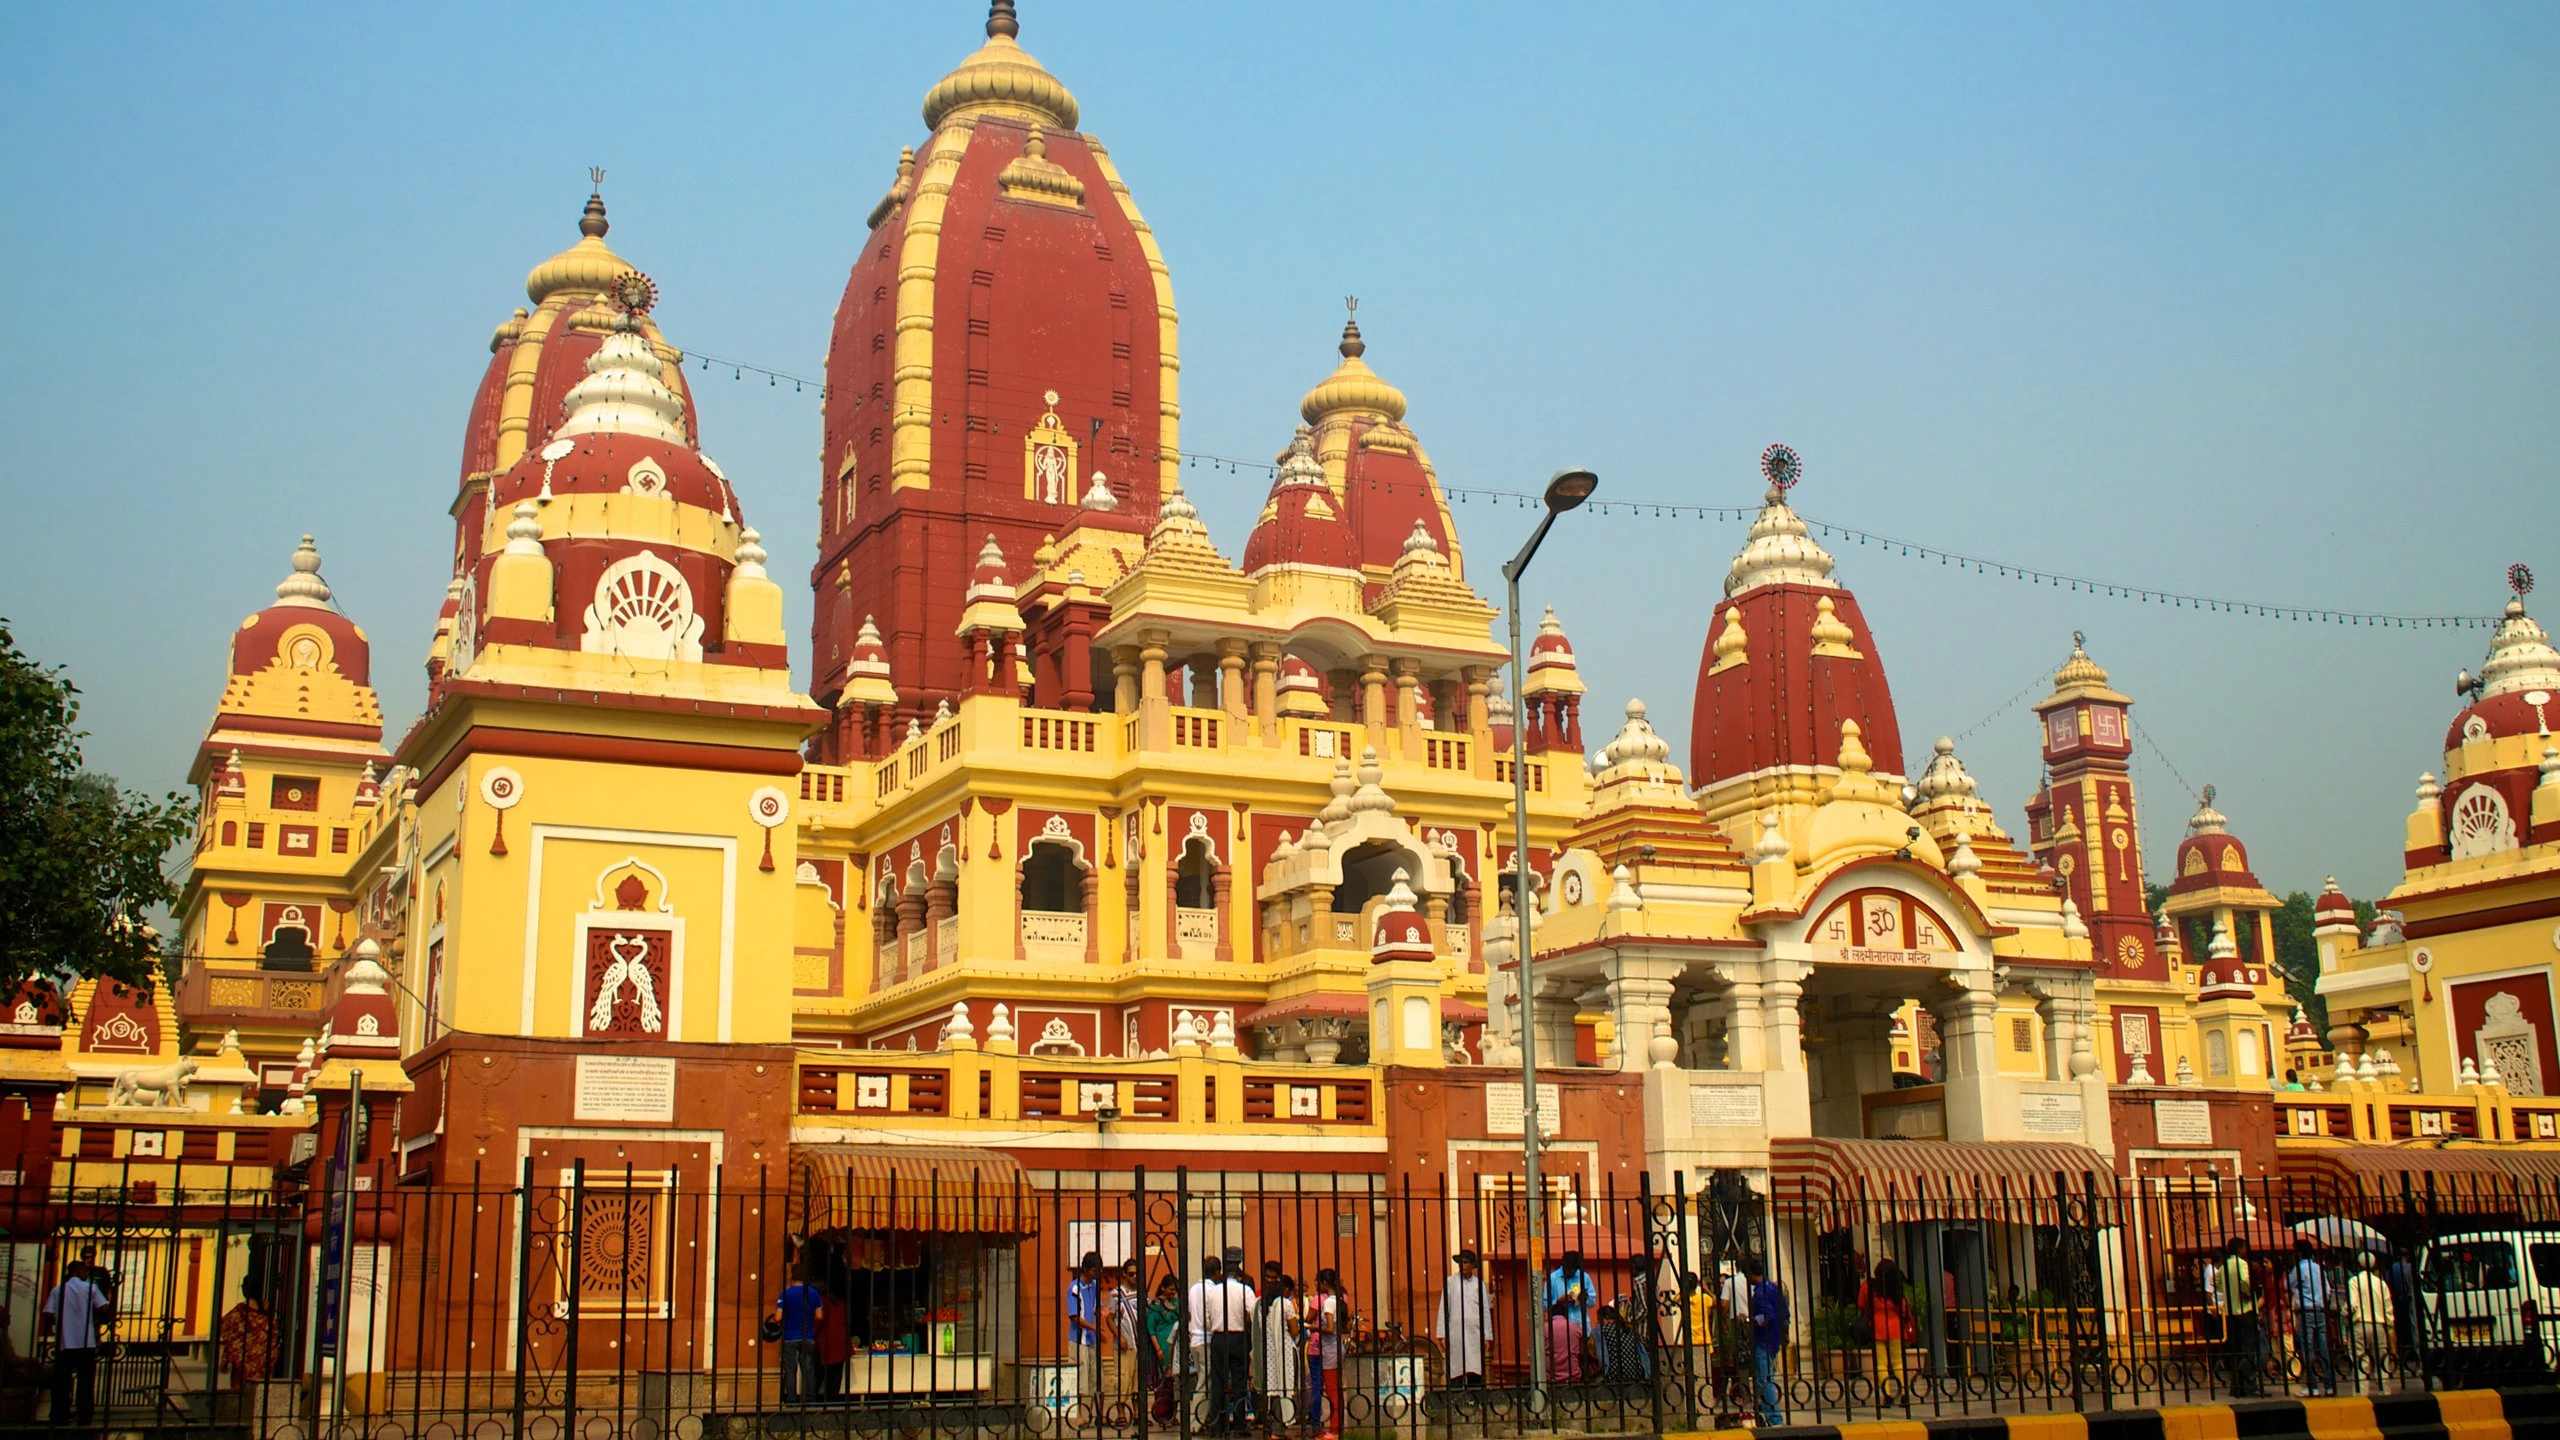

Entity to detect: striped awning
[2279,1145,2560,1208]
[1770,1137,2115,1222]
[786,1144,1036,1237]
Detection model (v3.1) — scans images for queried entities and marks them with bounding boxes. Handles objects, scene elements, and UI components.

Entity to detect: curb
[1666,1387,2560,1440]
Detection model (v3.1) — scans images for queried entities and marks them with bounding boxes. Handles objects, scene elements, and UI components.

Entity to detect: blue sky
[2,1,2552,902]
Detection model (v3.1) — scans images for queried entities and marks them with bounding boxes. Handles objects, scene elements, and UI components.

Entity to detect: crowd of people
[2206,1235,2416,1398]
[754,1230,2436,1426]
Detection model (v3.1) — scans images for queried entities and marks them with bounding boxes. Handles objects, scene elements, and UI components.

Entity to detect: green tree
[0,619,195,994]
[2270,891,2329,1034]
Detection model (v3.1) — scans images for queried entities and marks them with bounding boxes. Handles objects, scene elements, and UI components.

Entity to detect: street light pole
[1500,468,1596,1404]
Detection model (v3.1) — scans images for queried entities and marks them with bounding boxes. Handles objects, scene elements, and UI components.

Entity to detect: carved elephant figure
[109,1056,199,1107]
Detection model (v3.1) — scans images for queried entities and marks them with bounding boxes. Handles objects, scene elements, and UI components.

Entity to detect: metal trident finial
[589,165,607,192]
[2072,629,2086,650]
[1345,295,1359,316]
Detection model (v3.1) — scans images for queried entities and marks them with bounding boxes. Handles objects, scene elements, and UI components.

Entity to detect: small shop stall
[787,1145,1033,1400]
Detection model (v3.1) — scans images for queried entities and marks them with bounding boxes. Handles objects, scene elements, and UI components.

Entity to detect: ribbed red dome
[1245,427,1360,574]
[1688,476,1906,789]
[1690,582,1905,788]
[812,15,1174,736]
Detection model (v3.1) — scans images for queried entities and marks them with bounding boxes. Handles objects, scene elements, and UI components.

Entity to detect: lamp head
[1543,470,1599,513]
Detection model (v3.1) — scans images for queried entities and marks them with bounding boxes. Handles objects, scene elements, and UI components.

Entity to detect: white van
[2415,1229,2560,1367]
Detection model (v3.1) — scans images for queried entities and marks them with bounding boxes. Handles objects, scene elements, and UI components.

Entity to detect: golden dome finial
[527,174,635,304]
[580,166,609,238]
[1300,299,1406,424]
[2054,630,2110,689]
[923,0,1080,131]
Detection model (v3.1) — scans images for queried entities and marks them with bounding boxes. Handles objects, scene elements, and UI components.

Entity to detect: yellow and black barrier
[1668,1387,2560,1440]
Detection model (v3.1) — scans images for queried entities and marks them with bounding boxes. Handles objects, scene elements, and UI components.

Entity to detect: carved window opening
[262,925,315,971]
[1021,841,1082,914]
[1333,840,1421,915]
[1175,838,1218,910]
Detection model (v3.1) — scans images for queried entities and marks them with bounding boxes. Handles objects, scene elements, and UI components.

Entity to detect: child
[1547,1298,1585,1384]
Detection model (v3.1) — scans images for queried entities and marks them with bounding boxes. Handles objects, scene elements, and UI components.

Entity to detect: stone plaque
[2019,1091,2085,1136]
[2152,1098,2215,1147]
[574,1054,677,1123]
[1484,1081,1561,1138]
[1688,1084,1766,1129]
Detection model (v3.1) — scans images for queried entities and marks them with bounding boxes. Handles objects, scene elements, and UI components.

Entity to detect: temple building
[2317,574,2560,1103]
[13,1,2560,1419]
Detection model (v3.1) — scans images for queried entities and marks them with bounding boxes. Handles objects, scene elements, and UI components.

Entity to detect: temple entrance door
[1801,966,1936,1140]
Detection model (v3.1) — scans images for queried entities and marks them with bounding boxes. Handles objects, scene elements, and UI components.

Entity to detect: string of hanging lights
[683,349,2502,631]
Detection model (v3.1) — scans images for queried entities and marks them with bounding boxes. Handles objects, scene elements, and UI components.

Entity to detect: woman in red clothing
[814,1280,853,1401]
[1855,1259,1913,1402]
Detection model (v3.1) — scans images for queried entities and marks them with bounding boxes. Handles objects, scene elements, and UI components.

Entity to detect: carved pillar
[1392,659,1423,755]
[1211,867,1234,963]
[1524,696,1552,754]
[1139,639,1168,705]
[1933,976,2005,1142]
[1359,656,1389,735]
[1081,868,1101,965]
[1464,666,1492,740]
[924,874,957,969]
[1249,643,1282,740]
[2033,985,2068,1083]
[1060,617,1096,712]
[1761,974,1804,1072]
[1218,642,1249,725]
[1111,646,1140,715]
[1139,634,1170,750]
[1606,969,1679,1073]
[1559,695,1583,753]
[1529,979,1583,1070]
[1189,654,1220,710]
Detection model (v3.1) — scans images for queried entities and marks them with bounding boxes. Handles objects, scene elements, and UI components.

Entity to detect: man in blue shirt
[43,1258,113,1425]
[1745,1258,1788,1426]
[2290,1239,2335,1397]
[768,1266,826,1404]
[1067,1251,1104,1419]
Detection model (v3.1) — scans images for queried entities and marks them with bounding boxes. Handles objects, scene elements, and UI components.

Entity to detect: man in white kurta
[1438,1250,1493,1386]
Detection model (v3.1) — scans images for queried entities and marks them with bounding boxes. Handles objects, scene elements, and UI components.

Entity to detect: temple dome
[1688,453,1905,795]
[815,1,1176,730]
[1243,425,1358,574]
[2169,785,2265,895]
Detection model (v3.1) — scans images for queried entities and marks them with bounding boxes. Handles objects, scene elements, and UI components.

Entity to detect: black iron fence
[3,1157,2557,1438]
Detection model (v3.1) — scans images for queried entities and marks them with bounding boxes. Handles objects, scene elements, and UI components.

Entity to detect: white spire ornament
[1724,443,1835,597]
[274,535,335,608]
[552,280,689,446]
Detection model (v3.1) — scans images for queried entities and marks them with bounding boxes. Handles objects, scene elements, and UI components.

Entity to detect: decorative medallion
[1759,442,1803,493]
[749,784,790,872]
[481,767,524,809]
[613,269,660,316]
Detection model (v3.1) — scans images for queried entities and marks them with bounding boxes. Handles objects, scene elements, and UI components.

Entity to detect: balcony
[177,962,331,1028]
[1020,910,1087,962]
[1175,907,1218,960]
